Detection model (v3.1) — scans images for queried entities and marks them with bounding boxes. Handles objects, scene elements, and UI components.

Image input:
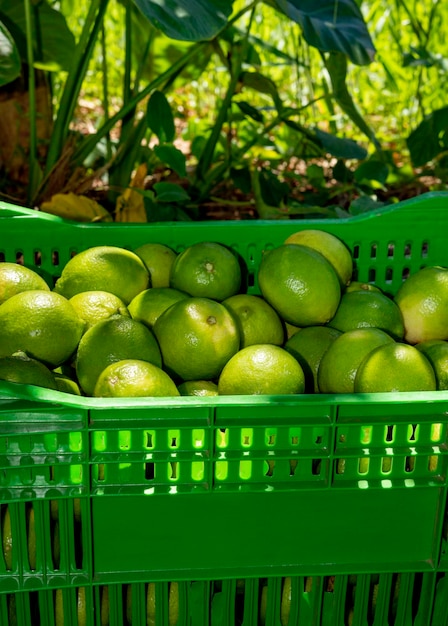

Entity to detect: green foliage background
[0,0,447,217]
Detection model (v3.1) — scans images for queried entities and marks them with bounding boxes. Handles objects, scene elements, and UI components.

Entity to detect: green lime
[345,281,381,294]
[284,229,353,288]
[258,244,341,326]
[318,328,395,394]
[285,326,342,393]
[94,359,179,398]
[0,262,49,305]
[153,298,240,381]
[54,245,149,304]
[222,293,284,348]
[354,343,436,392]
[54,373,82,395]
[415,340,448,390]
[0,351,57,390]
[218,344,305,395]
[170,242,241,301]
[76,314,162,395]
[69,290,129,331]
[0,290,84,367]
[178,380,219,396]
[328,290,404,340]
[395,266,448,344]
[134,243,178,288]
[128,287,189,329]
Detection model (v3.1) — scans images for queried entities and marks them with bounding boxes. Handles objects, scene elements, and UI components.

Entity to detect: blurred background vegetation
[0,0,447,221]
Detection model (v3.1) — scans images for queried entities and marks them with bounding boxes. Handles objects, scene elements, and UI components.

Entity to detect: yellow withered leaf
[115,163,148,223]
[40,193,112,222]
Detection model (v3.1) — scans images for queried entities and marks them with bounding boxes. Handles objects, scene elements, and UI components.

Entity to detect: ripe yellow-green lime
[2,505,12,569]
[101,586,110,626]
[128,287,189,329]
[415,340,448,390]
[54,245,149,304]
[284,229,353,287]
[318,328,394,394]
[258,244,340,326]
[0,262,49,305]
[354,343,436,392]
[77,587,87,626]
[94,359,179,398]
[345,281,381,294]
[281,577,292,626]
[170,241,241,301]
[76,314,162,395]
[178,380,219,396]
[134,242,178,288]
[328,290,404,340]
[218,344,305,395]
[55,589,64,626]
[142,582,179,626]
[0,352,57,390]
[0,290,84,367]
[153,297,240,381]
[54,372,82,395]
[285,322,301,339]
[395,266,448,344]
[27,506,36,570]
[69,290,129,331]
[284,326,342,393]
[222,293,284,348]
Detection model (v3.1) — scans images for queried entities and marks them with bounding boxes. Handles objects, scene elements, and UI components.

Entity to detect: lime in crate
[1,192,448,625]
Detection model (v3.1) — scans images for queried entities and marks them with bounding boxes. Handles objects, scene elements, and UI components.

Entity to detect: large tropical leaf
[0,0,75,71]
[0,20,20,86]
[267,0,375,65]
[407,106,448,167]
[132,0,234,41]
[324,52,380,148]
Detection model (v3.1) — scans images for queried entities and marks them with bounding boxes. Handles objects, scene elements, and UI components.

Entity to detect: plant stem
[101,22,112,161]
[193,5,257,191]
[45,0,109,175]
[73,42,202,165]
[120,0,134,144]
[24,0,38,204]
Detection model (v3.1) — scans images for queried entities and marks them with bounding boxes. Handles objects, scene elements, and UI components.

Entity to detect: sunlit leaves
[132,0,233,41]
[0,20,20,86]
[268,0,375,65]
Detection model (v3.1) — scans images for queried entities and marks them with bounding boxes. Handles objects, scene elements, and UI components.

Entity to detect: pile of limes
[0,230,447,397]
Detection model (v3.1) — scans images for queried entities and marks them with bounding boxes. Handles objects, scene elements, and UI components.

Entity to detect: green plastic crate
[1,193,448,625]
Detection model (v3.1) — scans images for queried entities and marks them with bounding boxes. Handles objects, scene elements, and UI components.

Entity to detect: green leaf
[406,106,448,167]
[354,160,389,187]
[240,71,283,110]
[258,168,289,206]
[403,46,438,69]
[153,182,191,203]
[0,20,21,86]
[154,144,187,177]
[268,0,375,65]
[235,101,265,123]
[132,0,234,41]
[349,196,385,215]
[306,164,325,187]
[191,135,207,159]
[324,51,380,148]
[146,90,175,143]
[333,159,354,183]
[231,166,252,193]
[0,0,75,71]
[314,128,368,159]
[144,194,193,221]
